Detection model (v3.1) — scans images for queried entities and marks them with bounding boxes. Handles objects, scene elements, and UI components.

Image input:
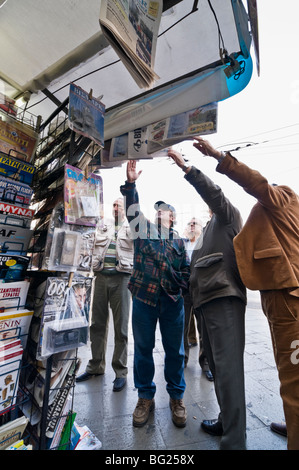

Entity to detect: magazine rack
[22,97,98,450]
[1,90,100,450]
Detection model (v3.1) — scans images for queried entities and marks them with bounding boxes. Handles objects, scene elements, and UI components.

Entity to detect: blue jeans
[132,292,186,400]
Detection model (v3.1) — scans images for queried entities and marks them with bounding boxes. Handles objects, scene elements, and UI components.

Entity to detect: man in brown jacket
[193,137,299,450]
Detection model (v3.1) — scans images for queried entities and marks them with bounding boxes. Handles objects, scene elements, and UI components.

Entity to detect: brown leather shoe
[169,398,187,427]
[270,422,287,437]
[133,398,155,427]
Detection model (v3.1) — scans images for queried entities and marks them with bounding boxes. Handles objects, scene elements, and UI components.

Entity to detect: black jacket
[185,166,246,308]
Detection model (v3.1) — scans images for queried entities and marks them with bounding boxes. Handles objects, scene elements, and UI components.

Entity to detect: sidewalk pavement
[74,289,287,451]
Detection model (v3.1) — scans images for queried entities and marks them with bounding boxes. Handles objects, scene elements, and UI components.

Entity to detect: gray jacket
[185,167,246,308]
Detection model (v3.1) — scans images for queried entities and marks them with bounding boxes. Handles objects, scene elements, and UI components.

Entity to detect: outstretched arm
[120,161,148,236]
[193,137,296,210]
[192,137,224,161]
[168,146,240,225]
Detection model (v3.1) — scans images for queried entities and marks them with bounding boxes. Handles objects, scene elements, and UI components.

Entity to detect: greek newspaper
[99,0,162,88]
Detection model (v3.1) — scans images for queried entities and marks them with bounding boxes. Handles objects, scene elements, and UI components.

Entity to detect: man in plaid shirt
[120,160,190,428]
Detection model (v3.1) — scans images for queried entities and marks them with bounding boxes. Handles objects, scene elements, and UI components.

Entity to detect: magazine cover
[0,115,38,163]
[0,152,36,185]
[99,0,162,88]
[0,92,17,117]
[37,276,93,359]
[0,254,30,282]
[0,309,33,348]
[0,415,28,450]
[0,344,23,414]
[64,164,103,226]
[0,213,32,229]
[68,83,105,147]
[0,280,30,310]
[0,201,35,224]
[0,175,33,207]
[0,222,33,255]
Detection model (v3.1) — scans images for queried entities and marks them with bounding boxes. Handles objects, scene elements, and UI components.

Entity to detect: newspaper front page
[99,0,162,88]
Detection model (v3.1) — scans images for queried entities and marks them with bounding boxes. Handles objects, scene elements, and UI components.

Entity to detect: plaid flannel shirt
[120,181,190,306]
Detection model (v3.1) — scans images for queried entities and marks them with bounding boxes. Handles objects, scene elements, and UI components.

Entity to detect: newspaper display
[99,0,163,88]
[45,359,79,439]
[147,102,218,153]
[102,103,218,167]
[37,275,93,359]
[108,127,169,163]
[68,83,105,148]
[64,164,103,227]
[0,115,38,163]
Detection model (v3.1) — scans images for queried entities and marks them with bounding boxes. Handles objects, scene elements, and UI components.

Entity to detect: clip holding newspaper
[99,0,162,89]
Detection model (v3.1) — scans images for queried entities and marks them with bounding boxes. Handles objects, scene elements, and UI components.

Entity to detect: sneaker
[133,398,155,427]
[169,398,187,427]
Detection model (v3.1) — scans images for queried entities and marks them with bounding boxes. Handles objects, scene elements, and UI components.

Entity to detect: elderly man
[120,160,190,428]
[169,147,247,450]
[76,198,133,392]
[193,137,299,450]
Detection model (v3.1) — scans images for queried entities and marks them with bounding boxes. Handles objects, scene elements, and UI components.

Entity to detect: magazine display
[0,340,23,413]
[0,222,33,255]
[0,114,38,163]
[68,83,105,148]
[73,423,102,450]
[0,152,36,185]
[39,200,97,273]
[0,308,33,348]
[0,92,17,117]
[0,201,34,229]
[37,275,93,359]
[0,175,33,207]
[64,164,103,227]
[0,415,28,450]
[0,254,30,282]
[99,0,162,88]
[0,280,30,310]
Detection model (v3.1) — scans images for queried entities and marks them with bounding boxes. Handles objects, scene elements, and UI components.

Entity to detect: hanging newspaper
[108,128,168,165]
[68,83,105,148]
[99,0,162,89]
[147,102,218,153]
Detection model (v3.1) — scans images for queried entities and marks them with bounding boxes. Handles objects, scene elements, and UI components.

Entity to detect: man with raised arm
[190,137,299,450]
[120,160,190,428]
